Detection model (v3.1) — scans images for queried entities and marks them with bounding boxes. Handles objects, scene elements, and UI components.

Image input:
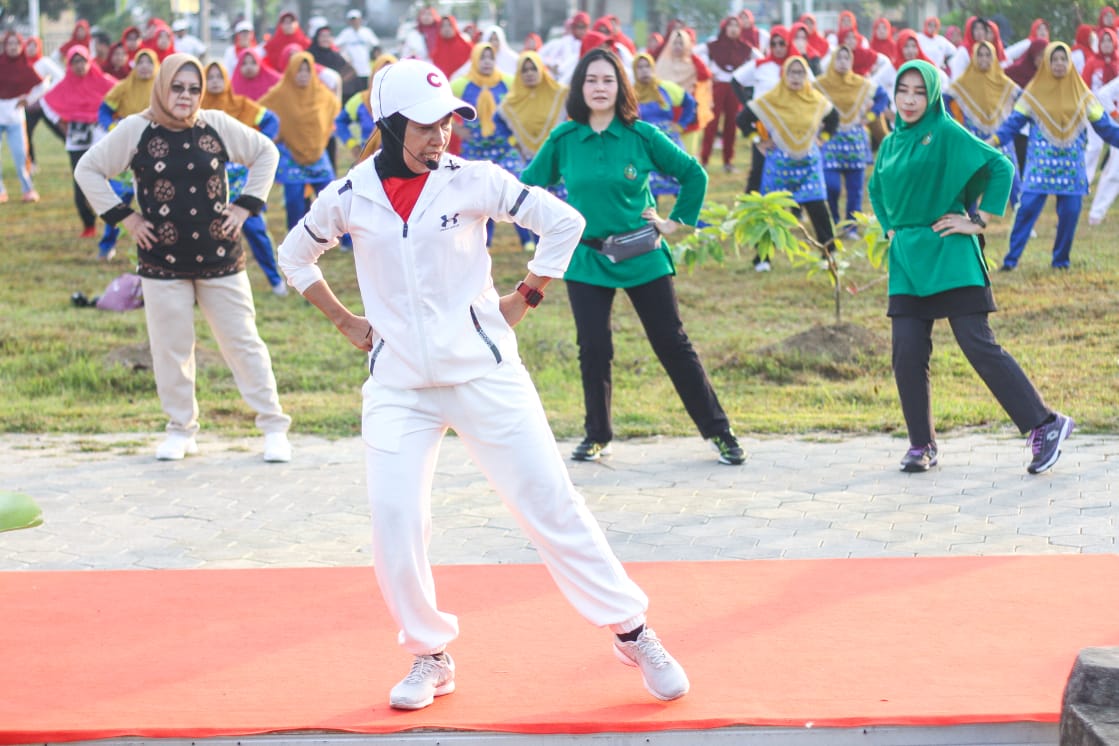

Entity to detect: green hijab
[869,60,1014,297]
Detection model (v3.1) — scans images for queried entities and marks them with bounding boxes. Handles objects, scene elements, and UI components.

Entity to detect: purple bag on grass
[95,273,144,311]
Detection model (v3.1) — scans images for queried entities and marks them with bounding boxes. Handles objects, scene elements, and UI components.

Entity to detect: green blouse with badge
[521,117,707,288]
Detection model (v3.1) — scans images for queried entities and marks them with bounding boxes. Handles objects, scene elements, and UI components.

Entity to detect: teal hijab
[869,60,1014,297]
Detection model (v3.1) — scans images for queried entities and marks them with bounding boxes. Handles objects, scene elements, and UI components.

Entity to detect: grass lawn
[3,127,1117,440]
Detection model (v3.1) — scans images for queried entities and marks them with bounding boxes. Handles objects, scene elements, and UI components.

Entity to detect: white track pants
[361,362,648,655]
[1089,145,1119,222]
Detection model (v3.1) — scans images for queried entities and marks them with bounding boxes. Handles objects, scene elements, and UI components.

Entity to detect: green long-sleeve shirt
[521,117,708,288]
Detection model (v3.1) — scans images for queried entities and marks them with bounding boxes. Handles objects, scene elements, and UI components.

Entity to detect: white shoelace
[404,656,445,683]
[634,634,671,668]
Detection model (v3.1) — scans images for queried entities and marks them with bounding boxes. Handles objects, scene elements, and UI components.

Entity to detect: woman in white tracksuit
[277,58,688,712]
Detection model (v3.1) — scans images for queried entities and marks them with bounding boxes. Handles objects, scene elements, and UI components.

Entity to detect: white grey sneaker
[155,433,198,461]
[754,260,772,272]
[389,653,456,710]
[262,432,291,463]
[613,627,690,701]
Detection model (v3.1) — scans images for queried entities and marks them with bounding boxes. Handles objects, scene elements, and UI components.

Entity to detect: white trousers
[141,272,291,436]
[1086,126,1105,183]
[362,362,648,656]
[1089,145,1119,222]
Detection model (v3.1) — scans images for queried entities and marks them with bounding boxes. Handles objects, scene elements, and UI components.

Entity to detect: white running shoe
[262,432,292,463]
[155,433,198,461]
[754,260,772,272]
[389,653,456,710]
[613,627,690,701]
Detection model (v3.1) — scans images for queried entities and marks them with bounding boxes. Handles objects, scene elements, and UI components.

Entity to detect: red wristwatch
[515,281,544,308]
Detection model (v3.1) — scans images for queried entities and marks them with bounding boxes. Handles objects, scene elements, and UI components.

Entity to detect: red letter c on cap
[427,72,443,87]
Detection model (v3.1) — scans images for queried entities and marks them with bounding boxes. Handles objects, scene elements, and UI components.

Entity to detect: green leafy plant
[674,190,890,324]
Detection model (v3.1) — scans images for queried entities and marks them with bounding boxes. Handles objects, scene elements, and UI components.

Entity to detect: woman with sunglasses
[75,54,292,463]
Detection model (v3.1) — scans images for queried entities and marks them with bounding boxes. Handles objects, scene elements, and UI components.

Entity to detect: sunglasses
[170,82,203,96]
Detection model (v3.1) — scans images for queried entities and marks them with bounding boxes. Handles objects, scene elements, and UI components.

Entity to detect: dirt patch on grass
[105,343,224,371]
[759,322,888,363]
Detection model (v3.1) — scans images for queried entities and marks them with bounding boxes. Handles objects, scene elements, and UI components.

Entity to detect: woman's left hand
[221,204,251,239]
[642,207,679,237]
[932,212,982,237]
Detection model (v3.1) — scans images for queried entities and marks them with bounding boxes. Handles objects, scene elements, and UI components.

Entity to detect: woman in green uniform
[522,48,743,466]
[869,60,1072,475]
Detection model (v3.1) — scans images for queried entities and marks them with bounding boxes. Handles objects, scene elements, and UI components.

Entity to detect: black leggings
[891,313,1050,447]
[795,200,835,255]
[68,149,97,229]
[566,275,731,442]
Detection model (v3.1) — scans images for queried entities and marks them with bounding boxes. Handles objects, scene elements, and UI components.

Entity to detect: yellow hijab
[105,49,159,119]
[498,50,566,154]
[466,43,505,137]
[259,51,341,165]
[748,56,832,158]
[633,52,667,107]
[1019,42,1094,147]
[813,48,874,128]
[201,60,265,128]
[142,53,203,131]
[947,41,1019,133]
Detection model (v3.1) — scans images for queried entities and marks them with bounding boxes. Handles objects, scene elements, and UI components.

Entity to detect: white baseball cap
[171,19,190,32]
[371,59,476,124]
[234,20,253,34]
[346,9,361,19]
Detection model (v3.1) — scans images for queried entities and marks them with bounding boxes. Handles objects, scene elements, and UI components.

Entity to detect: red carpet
[2,556,1117,743]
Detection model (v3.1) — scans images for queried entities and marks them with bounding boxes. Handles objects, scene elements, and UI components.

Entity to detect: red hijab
[1074,24,1100,64]
[416,6,442,56]
[1004,38,1049,87]
[43,46,116,123]
[788,22,820,60]
[23,35,44,64]
[580,30,619,58]
[757,26,791,67]
[523,33,542,52]
[892,29,934,70]
[836,12,866,48]
[0,31,44,100]
[961,17,1006,61]
[231,47,282,100]
[1029,19,1050,43]
[102,42,131,79]
[59,20,91,58]
[737,10,761,50]
[707,15,753,71]
[797,13,830,57]
[1084,28,1119,87]
[142,19,176,62]
[264,12,310,72]
[1100,6,1118,33]
[593,16,636,55]
[429,15,472,78]
[869,18,897,59]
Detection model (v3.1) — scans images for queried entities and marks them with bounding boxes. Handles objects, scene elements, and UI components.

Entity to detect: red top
[383,173,431,223]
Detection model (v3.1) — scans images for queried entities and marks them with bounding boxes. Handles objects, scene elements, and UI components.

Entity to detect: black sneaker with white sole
[710,431,746,465]
[572,438,611,461]
[900,443,938,472]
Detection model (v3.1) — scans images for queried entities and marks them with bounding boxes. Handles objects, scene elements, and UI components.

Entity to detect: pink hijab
[43,46,116,123]
[231,47,281,100]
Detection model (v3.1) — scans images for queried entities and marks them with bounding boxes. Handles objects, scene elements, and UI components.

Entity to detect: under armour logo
[440,213,459,229]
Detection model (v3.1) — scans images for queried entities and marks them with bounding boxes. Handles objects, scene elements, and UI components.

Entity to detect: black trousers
[746,142,765,193]
[24,102,64,166]
[566,275,731,443]
[795,199,835,254]
[891,313,1050,447]
[68,149,97,229]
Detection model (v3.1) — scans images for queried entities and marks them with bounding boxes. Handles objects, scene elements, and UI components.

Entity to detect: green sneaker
[571,438,611,461]
[710,431,746,465]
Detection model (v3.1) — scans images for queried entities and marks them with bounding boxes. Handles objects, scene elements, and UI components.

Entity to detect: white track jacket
[278,153,586,389]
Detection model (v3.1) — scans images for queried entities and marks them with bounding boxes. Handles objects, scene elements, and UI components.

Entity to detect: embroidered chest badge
[922,133,933,146]
[624,163,638,180]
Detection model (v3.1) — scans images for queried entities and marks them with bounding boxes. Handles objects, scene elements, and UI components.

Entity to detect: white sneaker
[613,627,690,701]
[262,431,292,463]
[156,433,198,461]
[271,282,288,296]
[389,653,456,710]
[754,260,772,272]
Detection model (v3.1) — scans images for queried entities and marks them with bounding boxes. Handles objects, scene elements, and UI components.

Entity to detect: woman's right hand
[122,213,157,250]
[337,314,376,352]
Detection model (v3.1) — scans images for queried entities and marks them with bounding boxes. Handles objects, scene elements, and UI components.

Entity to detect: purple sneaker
[900,443,938,472]
[1027,413,1074,474]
